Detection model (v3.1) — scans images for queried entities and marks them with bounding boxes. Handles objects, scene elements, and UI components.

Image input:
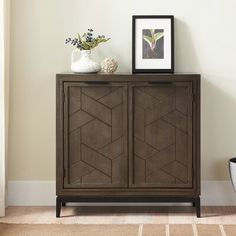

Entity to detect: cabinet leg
[62,202,66,207]
[56,197,61,218]
[195,197,201,218]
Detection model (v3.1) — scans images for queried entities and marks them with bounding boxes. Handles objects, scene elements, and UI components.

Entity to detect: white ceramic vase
[229,157,236,192]
[71,49,101,73]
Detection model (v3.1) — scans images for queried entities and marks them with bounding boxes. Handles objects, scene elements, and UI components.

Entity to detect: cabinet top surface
[57,73,200,82]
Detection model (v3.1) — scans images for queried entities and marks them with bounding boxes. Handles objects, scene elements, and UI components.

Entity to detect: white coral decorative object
[101,58,118,74]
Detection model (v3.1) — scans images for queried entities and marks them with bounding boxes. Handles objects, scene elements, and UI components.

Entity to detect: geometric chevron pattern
[67,85,127,187]
[133,84,193,187]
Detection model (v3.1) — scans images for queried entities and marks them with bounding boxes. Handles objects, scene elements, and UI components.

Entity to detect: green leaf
[154,32,164,42]
[81,41,91,50]
[98,38,110,43]
[143,35,153,48]
[143,35,152,44]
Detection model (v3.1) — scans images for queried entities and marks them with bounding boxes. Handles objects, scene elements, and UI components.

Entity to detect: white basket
[229,157,236,192]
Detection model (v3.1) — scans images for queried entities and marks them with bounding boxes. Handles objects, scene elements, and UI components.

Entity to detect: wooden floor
[0,206,236,224]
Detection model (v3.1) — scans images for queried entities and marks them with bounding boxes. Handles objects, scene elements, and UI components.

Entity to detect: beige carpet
[0,224,236,236]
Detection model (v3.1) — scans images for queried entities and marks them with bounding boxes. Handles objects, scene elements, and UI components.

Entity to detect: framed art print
[132,15,174,73]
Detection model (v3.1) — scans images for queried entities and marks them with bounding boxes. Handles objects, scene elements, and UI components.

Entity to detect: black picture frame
[132,15,174,74]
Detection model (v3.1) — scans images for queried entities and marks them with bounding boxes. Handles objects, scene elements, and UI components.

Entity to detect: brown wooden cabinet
[63,82,128,188]
[56,74,201,217]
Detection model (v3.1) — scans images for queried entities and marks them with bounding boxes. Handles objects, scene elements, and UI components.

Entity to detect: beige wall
[8,0,236,181]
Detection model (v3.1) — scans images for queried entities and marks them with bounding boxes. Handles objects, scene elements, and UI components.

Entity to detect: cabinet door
[130,82,193,188]
[64,82,128,188]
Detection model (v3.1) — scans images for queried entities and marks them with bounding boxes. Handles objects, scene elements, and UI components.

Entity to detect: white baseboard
[201,181,236,205]
[8,181,56,206]
[0,200,5,216]
[7,181,236,206]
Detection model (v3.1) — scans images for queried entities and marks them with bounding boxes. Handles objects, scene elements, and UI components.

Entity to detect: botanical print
[142,29,164,59]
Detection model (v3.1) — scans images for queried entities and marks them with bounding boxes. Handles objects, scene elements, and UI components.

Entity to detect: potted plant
[229,157,236,191]
[66,29,110,73]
